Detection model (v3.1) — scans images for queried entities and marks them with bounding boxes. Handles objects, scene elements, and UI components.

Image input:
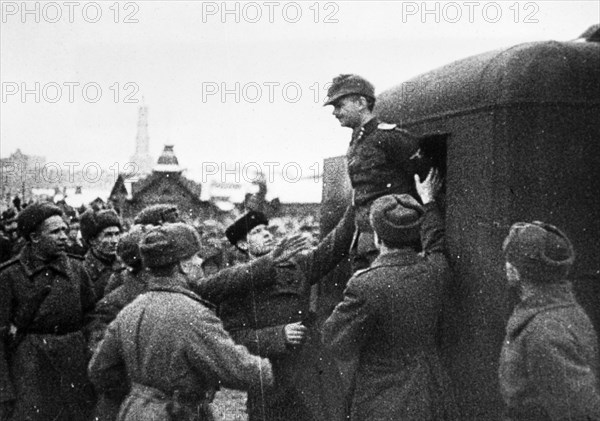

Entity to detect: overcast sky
[1,1,598,200]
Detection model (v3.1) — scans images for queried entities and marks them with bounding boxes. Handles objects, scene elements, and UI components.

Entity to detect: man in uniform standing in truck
[324,73,422,271]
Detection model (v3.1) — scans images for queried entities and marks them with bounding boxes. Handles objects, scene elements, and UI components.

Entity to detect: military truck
[318,25,600,420]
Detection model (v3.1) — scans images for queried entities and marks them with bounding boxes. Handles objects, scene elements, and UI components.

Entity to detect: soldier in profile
[0,202,96,421]
[323,74,421,270]
[499,221,600,419]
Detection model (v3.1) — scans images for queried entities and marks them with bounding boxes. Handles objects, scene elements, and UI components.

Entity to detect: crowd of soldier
[0,74,599,421]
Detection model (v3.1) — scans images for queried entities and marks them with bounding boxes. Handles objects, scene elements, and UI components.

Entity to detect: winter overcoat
[219,206,356,421]
[322,202,457,421]
[499,283,600,420]
[84,250,125,301]
[0,245,96,421]
[88,273,274,421]
[87,252,285,420]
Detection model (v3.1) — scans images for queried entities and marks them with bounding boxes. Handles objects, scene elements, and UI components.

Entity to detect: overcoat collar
[85,250,123,276]
[147,272,216,311]
[370,248,419,269]
[506,282,576,339]
[18,244,70,277]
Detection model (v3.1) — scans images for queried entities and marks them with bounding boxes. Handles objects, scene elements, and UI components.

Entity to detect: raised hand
[284,321,308,346]
[415,168,442,205]
[269,234,311,265]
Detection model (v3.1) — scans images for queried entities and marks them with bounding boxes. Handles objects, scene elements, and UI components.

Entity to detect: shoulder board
[66,253,85,261]
[353,266,375,277]
[0,257,20,271]
[378,122,415,137]
[377,122,397,130]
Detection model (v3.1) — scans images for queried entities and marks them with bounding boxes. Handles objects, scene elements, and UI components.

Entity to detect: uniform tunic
[88,273,273,421]
[346,117,419,209]
[84,250,125,301]
[219,206,356,421]
[322,202,457,421]
[499,283,600,420]
[345,117,420,270]
[0,245,96,421]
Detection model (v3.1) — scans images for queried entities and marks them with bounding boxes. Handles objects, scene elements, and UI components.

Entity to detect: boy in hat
[80,208,124,299]
[322,169,457,421]
[499,221,600,419]
[0,202,96,421]
[220,206,356,421]
[89,223,275,421]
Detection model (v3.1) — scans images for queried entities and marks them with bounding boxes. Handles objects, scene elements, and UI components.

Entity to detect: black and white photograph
[1,1,599,420]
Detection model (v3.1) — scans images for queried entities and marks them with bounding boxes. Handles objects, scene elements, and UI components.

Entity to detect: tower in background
[130,105,154,176]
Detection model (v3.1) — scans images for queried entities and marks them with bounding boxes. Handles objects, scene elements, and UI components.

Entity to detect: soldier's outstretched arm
[230,324,291,358]
[185,308,274,391]
[302,204,356,284]
[190,235,308,304]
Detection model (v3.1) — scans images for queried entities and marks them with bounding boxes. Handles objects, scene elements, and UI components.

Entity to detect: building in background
[110,144,221,223]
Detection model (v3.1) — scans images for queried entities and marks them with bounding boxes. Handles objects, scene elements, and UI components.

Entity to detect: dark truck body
[318,37,600,420]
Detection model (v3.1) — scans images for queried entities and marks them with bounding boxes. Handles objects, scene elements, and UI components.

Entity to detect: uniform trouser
[349,204,379,272]
[118,383,213,421]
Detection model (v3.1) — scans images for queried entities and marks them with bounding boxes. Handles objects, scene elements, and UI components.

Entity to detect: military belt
[130,382,214,421]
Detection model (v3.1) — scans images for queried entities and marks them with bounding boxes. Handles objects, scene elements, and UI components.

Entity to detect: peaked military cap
[324,74,375,106]
[225,211,269,246]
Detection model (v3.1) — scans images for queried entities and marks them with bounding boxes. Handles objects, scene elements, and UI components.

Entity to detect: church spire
[130,105,154,176]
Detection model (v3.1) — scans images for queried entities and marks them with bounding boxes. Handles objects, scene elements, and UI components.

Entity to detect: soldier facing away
[88,223,275,421]
[322,169,457,421]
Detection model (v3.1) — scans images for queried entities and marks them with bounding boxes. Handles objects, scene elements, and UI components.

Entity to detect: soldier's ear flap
[236,239,249,253]
[29,229,41,243]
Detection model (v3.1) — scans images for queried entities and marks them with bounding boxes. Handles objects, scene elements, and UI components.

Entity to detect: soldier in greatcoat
[80,208,125,300]
[499,221,600,420]
[0,202,96,421]
[219,206,356,421]
[322,170,457,421]
[88,223,275,421]
[87,222,307,420]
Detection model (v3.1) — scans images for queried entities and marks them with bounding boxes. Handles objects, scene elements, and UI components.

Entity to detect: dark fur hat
[17,202,64,240]
[225,211,269,246]
[370,194,424,247]
[80,209,122,244]
[140,222,200,268]
[134,204,179,226]
[503,221,575,283]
